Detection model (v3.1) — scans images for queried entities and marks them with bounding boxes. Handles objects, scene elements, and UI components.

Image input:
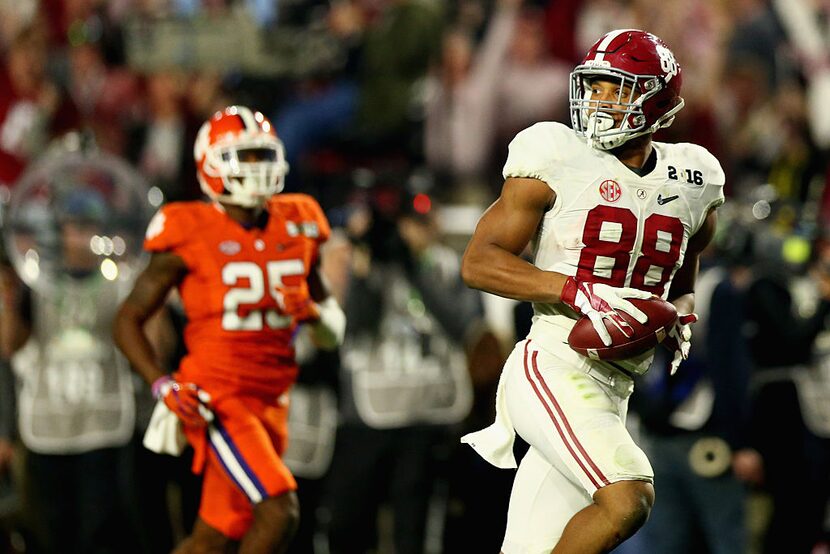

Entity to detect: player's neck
[611,135,653,172]
[220,202,268,229]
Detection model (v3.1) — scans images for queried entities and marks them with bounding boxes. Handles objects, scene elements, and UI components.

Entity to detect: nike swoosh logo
[657,194,679,205]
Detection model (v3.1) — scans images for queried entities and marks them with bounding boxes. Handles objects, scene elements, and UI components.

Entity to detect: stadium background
[0,0,829,553]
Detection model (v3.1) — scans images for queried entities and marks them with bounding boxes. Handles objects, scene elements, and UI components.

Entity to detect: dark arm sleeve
[0,359,15,440]
[409,252,484,345]
[705,279,753,449]
[746,277,830,367]
[343,271,384,337]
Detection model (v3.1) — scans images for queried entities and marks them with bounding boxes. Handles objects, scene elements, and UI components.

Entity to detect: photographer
[324,181,483,554]
[0,188,136,554]
[631,221,762,554]
[745,228,830,554]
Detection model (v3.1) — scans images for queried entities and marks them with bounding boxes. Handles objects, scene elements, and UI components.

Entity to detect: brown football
[567,296,678,361]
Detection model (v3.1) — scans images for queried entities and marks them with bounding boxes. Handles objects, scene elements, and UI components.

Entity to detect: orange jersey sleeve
[143,202,203,269]
[269,194,331,264]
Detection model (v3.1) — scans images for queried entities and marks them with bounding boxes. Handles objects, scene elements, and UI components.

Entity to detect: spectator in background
[765,79,826,207]
[0,0,38,52]
[726,0,784,91]
[573,0,637,60]
[0,23,80,187]
[494,4,569,142]
[275,0,443,191]
[424,0,522,183]
[0,354,14,541]
[632,218,763,554]
[0,362,12,477]
[0,239,14,479]
[284,234,349,554]
[186,71,231,123]
[425,0,568,201]
[745,227,830,554]
[272,0,364,182]
[67,38,141,156]
[325,182,482,554]
[0,187,136,554]
[352,0,443,151]
[0,248,15,509]
[628,0,728,158]
[126,69,200,202]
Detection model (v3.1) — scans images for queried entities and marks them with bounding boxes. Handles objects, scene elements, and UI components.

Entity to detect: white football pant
[500,339,653,553]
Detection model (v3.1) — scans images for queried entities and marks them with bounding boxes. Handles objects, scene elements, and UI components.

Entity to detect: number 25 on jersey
[222,259,305,331]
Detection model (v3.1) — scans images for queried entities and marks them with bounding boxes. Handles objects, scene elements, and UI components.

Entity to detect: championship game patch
[301,222,319,238]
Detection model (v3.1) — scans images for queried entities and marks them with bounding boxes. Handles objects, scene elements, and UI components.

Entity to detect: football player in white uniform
[460,29,724,553]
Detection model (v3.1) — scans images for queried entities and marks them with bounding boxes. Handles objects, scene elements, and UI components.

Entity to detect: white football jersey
[504,121,725,374]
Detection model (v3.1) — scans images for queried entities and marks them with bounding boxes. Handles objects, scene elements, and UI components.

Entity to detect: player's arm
[0,265,31,358]
[113,251,187,386]
[463,177,651,345]
[667,208,718,314]
[461,177,564,302]
[663,208,718,373]
[283,261,345,351]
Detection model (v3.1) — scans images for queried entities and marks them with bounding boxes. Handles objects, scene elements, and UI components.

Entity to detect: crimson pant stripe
[521,341,603,489]
[530,345,609,486]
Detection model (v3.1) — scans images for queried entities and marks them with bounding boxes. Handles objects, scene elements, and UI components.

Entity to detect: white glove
[664,313,698,375]
[561,277,652,346]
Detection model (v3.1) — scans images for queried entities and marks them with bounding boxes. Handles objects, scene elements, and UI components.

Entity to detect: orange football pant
[184,392,297,539]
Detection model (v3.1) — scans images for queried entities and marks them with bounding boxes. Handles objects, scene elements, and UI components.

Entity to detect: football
[567,296,678,361]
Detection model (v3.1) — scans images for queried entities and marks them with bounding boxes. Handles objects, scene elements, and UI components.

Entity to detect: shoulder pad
[666,143,726,234]
[270,194,331,243]
[502,122,578,181]
[144,201,205,252]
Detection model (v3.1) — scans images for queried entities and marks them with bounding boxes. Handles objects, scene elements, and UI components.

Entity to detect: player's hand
[561,277,652,346]
[663,313,698,375]
[276,283,320,323]
[152,375,213,428]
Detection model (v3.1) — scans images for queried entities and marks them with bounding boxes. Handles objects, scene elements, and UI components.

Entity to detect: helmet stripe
[593,28,636,62]
[237,106,259,132]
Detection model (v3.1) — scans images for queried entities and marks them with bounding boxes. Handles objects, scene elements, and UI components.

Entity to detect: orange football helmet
[194,105,289,207]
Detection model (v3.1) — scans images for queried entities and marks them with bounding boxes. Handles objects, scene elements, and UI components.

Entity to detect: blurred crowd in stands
[0,0,829,553]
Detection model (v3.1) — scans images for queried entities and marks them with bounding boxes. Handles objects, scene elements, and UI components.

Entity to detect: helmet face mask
[569,29,684,150]
[194,106,289,208]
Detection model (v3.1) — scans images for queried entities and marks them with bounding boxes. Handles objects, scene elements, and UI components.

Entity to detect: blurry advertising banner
[124,14,342,77]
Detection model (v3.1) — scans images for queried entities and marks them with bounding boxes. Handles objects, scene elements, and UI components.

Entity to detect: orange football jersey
[144,194,331,397]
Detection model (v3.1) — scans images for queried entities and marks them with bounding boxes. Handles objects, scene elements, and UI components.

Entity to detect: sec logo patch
[599,179,621,202]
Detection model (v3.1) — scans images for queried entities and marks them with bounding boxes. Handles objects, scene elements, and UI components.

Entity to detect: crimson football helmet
[569,29,684,150]
[194,105,289,207]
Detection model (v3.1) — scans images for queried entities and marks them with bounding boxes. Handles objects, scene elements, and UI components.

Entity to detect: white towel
[460,367,517,469]
[142,399,187,456]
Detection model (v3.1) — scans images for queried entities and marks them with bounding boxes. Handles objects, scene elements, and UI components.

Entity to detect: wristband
[309,296,346,350]
[151,375,172,399]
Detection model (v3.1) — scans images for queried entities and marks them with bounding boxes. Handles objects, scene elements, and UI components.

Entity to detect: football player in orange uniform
[114,105,345,554]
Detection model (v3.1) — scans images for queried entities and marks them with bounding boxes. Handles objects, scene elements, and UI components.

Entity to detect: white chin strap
[585,112,629,150]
